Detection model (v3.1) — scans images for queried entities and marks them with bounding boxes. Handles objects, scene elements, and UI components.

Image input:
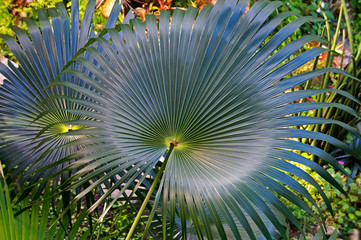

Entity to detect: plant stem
[126,143,175,240]
[341,0,354,56]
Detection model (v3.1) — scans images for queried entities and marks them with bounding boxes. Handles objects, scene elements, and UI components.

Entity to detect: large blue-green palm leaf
[39,0,361,238]
[0,0,132,190]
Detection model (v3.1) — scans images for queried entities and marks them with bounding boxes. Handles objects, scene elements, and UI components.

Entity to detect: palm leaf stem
[109,175,158,239]
[311,9,344,161]
[357,38,361,60]
[340,30,346,71]
[311,13,332,151]
[311,4,361,163]
[341,0,354,55]
[126,143,175,240]
[340,0,357,120]
[298,29,325,144]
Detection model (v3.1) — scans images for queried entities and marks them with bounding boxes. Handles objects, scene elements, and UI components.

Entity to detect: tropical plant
[0,0,130,194]
[32,0,361,239]
[1,0,361,239]
[0,2,134,238]
[0,163,74,240]
[298,0,361,165]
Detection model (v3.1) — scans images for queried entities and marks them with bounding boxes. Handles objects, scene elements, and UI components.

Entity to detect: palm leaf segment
[0,0,132,186]
[0,163,72,240]
[41,0,361,239]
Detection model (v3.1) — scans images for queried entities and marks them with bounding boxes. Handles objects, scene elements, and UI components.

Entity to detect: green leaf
[0,0,130,199]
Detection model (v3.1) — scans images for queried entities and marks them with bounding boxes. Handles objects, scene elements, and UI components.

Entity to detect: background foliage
[1,0,361,62]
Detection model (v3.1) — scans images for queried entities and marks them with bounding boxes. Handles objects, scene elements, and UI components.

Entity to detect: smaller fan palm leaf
[0,0,131,191]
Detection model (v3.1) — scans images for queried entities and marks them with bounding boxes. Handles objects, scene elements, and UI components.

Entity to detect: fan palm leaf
[0,0,132,192]
[25,0,361,238]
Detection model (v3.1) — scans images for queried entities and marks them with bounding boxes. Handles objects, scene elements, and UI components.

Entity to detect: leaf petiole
[126,143,175,240]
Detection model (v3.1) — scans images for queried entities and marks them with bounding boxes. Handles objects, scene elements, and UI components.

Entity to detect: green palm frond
[0,0,131,191]
[0,163,76,240]
[9,0,361,239]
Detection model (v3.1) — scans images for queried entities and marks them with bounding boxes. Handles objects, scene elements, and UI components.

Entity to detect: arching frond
[0,0,132,190]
